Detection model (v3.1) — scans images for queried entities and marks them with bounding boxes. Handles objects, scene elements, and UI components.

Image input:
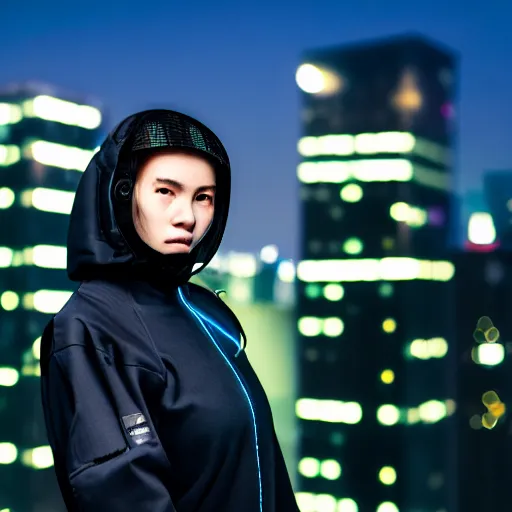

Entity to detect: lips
[165,237,192,246]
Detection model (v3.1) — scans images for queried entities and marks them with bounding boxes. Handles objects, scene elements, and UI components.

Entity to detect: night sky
[2,0,511,258]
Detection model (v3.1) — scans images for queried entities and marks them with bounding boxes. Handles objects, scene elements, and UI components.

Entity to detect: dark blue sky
[2,0,511,258]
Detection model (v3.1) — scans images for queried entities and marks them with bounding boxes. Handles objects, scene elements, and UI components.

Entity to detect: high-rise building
[453,182,512,511]
[0,82,103,512]
[294,34,457,512]
[453,246,512,512]
[483,171,512,250]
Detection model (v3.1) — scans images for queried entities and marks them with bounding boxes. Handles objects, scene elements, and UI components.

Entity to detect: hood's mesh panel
[131,112,229,168]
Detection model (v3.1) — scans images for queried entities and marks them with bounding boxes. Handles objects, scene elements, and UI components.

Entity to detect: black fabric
[40,281,300,512]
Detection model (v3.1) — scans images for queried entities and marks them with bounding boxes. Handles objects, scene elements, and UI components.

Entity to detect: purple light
[428,207,445,226]
[441,103,454,119]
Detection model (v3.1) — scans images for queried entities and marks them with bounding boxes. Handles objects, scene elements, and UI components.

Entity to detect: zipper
[177,287,263,512]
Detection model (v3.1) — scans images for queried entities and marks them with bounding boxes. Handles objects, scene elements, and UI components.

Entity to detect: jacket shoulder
[41,281,166,378]
[47,280,132,354]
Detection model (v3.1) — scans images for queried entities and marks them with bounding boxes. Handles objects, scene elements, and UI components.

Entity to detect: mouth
[165,237,192,246]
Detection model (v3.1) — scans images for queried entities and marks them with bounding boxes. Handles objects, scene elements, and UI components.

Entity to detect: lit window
[380,369,395,384]
[0,103,22,125]
[378,283,393,298]
[22,95,101,129]
[305,284,322,299]
[468,212,496,245]
[32,338,41,360]
[382,237,395,250]
[0,442,17,464]
[376,502,399,512]
[21,188,75,215]
[323,318,344,337]
[418,400,447,423]
[382,318,396,333]
[0,188,15,209]
[389,202,427,227]
[296,398,363,424]
[313,494,337,511]
[277,260,295,282]
[472,344,505,366]
[0,368,19,387]
[0,291,19,311]
[338,498,358,512]
[297,257,455,283]
[320,459,342,480]
[378,466,397,485]
[354,132,415,154]
[0,247,13,268]
[22,290,73,314]
[407,338,448,360]
[323,284,344,301]
[340,183,363,203]
[25,140,96,172]
[343,238,363,255]
[259,245,278,264]
[377,405,400,426]
[21,446,54,469]
[298,457,320,478]
[295,64,343,96]
[298,317,323,336]
[0,144,21,166]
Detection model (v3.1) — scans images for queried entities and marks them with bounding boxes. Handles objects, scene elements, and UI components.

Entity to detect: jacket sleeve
[40,319,177,512]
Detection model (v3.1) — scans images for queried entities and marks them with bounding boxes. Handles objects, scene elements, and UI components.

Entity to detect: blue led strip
[177,287,263,512]
[190,307,242,356]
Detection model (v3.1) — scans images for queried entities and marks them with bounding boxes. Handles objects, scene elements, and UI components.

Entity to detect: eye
[156,188,172,196]
[196,193,214,204]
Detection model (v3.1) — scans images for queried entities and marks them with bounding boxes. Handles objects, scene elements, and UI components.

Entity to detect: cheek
[133,193,158,231]
[197,206,215,230]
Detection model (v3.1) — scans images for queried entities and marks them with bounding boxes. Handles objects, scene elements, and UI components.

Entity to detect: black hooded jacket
[39,110,299,512]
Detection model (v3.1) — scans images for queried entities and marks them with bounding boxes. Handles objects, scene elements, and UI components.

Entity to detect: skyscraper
[294,34,457,511]
[483,170,512,250]
[453,247,512,512]
[0,82,103,511]
[453,180,512,511]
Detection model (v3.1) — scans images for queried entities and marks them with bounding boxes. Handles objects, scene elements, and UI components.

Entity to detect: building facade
[483,170,512,251]
[453,248,512,512]
[0,83,103,511]
[295,35,457,512]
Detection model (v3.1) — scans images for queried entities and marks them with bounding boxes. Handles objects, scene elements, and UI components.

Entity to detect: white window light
[468,212,496,245]
[0,103,22,125]
[22,95,101,129]
[21,187,75,215]
[0,145,21,166]
[25,140,95,172]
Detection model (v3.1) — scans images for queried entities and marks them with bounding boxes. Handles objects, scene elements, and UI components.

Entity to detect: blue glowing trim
[190,307,242,356]
[178,287,263,511]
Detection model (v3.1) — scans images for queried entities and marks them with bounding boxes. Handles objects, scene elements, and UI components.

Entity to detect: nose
[169,197,195,229]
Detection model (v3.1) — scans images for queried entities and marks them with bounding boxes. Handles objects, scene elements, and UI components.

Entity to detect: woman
[39,109,299,512]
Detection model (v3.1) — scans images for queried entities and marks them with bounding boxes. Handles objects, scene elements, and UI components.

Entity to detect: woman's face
[132,151,216,255]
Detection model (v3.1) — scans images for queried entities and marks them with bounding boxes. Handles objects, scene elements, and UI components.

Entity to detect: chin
[159,244,191,255]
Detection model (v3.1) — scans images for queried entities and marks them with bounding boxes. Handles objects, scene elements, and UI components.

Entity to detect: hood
[67,109,231,285]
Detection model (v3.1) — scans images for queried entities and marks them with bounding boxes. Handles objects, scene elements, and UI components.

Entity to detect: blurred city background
[1,1,512,511]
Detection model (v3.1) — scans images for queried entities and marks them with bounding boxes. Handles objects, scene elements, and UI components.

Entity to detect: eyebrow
[154,178,216,193]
